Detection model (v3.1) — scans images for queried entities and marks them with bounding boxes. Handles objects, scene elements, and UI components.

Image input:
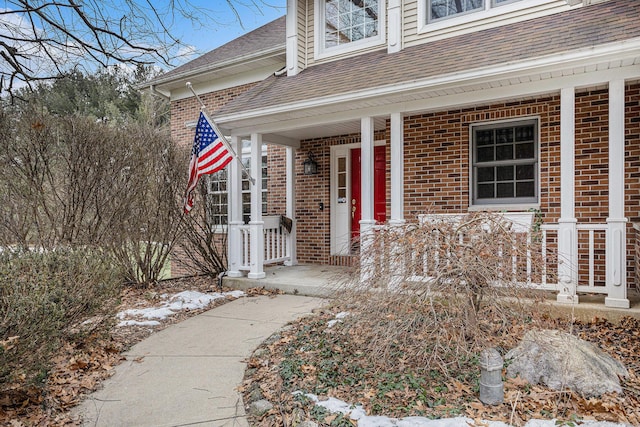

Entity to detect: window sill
[468,203,540,212]
[417,0,567,40]
[314,37,386,62]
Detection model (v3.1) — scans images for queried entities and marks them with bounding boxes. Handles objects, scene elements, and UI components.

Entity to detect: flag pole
[186,82,255,186]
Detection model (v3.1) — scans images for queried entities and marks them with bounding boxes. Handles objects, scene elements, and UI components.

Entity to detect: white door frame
[330,140,386,255]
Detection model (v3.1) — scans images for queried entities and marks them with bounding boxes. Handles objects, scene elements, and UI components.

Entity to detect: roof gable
[148,16,286,86]
[216,0,639,118]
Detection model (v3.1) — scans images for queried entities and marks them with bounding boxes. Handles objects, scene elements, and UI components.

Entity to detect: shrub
[0,248,121,386]
[0,108,185,286]
[337,211,550,379]
[174,180,227,278]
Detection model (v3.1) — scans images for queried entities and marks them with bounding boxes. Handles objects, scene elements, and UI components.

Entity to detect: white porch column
[248,133,266,279]
[605,79,630,308]
[360,117,376,283]
[284,145,298,266]
[557,87,578,304]
[227,135,244,277]
[389,113,405,288]
[390,112,405,225]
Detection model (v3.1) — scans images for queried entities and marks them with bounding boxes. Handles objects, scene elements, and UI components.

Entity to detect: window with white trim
[206,141,267,228]
[471,119,538,206]
[317,0,384,57]
[429,0,522,21]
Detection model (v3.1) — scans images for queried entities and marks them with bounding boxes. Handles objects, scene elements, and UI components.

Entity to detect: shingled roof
[147,16,286,86]
[217,0,638,118]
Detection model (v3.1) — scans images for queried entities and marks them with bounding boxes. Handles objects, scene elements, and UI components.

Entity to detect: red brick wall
[636,225,640,289]
[267,145,287,216]
[170,82,259,148]
[292,84,640,287]
[168,81,640,287]
[295,132,387,264]
[626,83,640,288]
[402,98,562,218]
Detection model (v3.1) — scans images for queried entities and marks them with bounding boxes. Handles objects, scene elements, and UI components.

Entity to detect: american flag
[183,111,233,213]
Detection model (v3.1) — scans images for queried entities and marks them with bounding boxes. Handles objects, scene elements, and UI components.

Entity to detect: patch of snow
[297,393,628,427]
[116,290,245,327]
[117,320,161,327]
[327,311,350,328]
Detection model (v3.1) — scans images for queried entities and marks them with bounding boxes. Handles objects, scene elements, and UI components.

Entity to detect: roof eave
[137,44,286,91]
[215,37,640,126]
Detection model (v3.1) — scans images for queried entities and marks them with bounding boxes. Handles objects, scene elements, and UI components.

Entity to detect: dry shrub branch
[0,107,186,285]
[174,180,227,277]
[0,107,187,395]
[338,212,551,377]
[0,248,121,386]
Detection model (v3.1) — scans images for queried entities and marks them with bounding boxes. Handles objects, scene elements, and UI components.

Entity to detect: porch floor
[223,264,351,298]
[222,264,640,322]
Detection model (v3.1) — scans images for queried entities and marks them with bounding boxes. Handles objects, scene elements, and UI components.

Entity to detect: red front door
[350,146,387,242]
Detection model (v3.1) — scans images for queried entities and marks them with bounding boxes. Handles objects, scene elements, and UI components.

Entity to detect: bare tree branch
[0,0,280,97]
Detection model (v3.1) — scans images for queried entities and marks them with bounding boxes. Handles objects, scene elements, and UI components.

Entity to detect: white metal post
[227,135,244,277]
[286,0,299,76]
[248,133,266,279]
[285,145,298,266]
[557,87,578,304]
[605,79,629,308]
[387,0,401,54]
[360,117,376,283]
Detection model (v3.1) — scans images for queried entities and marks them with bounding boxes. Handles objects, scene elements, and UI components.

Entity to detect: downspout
[149,84,170,100]
[305,0,309,69]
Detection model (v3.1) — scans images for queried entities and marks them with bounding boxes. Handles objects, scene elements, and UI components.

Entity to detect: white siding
[308,0,315,66]
[403,0,577,48]
[297,0,308,70]
[403,0,419,45]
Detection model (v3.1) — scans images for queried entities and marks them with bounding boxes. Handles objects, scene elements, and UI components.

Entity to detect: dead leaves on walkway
[1,277,269,426]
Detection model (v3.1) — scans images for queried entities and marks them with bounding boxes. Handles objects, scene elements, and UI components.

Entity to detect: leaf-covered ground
[242,306,640,426]
[0,277,277,426]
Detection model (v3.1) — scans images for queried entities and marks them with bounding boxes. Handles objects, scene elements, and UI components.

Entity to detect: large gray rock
[505,329,627,397]
[248,399,274,416]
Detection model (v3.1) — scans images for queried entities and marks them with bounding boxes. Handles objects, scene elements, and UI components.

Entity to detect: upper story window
[471,119,538,207]
[429,0,521,22]
[418,0,567,38]
[317,0,385,59]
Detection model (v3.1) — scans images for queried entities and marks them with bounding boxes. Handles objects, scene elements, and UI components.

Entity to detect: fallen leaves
[0,276,242,426]
[243,308,640,426]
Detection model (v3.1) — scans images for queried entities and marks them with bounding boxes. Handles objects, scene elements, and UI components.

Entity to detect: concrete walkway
[74,294,325,427]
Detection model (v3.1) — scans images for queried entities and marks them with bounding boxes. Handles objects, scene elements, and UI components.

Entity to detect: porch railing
[238,215,290,271]
[364,214,611,295]
[540,223,609,294]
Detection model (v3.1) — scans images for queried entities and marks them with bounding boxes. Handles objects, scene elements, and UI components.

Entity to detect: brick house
[145,0,640,308]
